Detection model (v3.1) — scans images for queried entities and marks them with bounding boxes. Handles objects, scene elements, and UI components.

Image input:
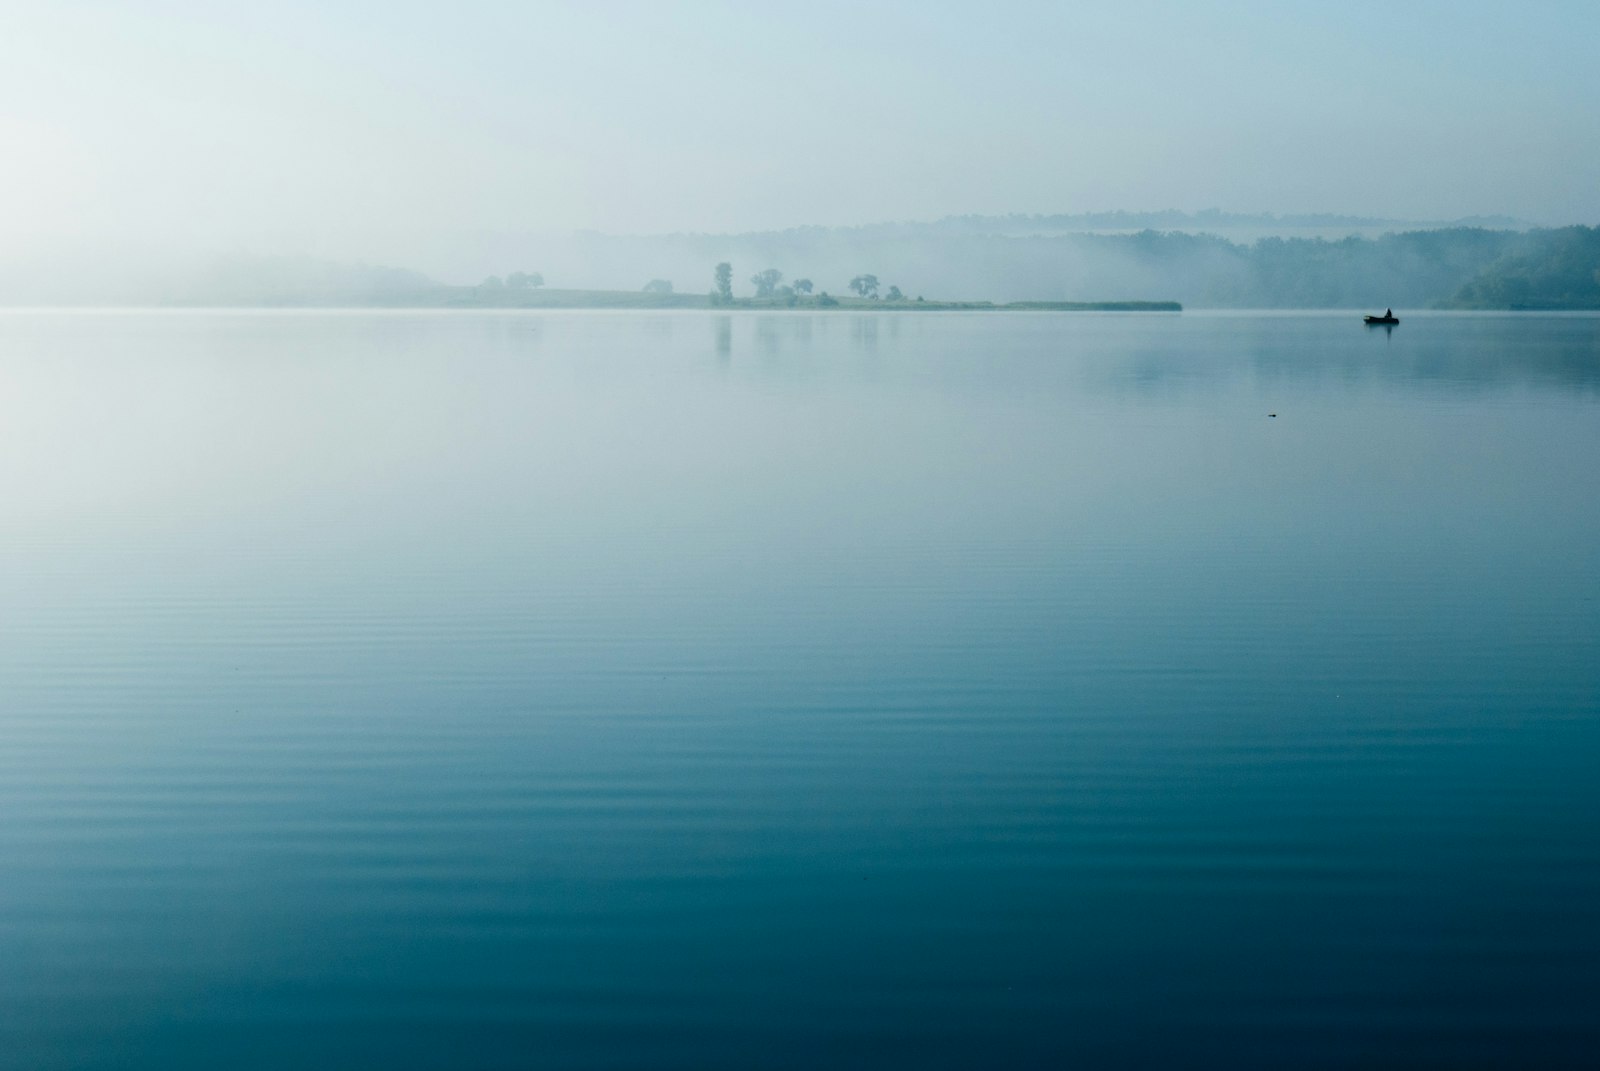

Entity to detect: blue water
[2,310,1598,1069]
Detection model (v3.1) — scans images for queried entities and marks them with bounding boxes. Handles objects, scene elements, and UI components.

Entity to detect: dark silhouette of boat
[1364,308,1399,325]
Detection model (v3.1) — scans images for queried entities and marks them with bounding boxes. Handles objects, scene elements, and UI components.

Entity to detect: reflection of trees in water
[851,315,878,353]
[709,313,832,366]
[756,316,781,355]
[453,312,544,354]
[1281,317,1600,395]
[689,312,1599,403]
[789,315,813,349]
[761,315,822,355]
[1110,316,1600,397]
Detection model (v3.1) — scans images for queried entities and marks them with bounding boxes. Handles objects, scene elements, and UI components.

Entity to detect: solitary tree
[750,268,784,299]
[848,274,879,299]
[886,285,904,301]
[480,274,505,289]
[792,278,813,295]
[643,279,673,294]
[713,262,734,305]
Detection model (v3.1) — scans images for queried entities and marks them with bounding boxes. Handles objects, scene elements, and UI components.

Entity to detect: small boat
[1364,309,1399,325]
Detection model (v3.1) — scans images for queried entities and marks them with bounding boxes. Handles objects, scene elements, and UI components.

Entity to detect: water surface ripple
[2,311,1598,1069]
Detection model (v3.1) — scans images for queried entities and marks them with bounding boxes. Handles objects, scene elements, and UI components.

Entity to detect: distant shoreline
[147,288,1181,313]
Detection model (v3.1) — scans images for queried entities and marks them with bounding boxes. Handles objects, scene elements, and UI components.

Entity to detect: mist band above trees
[11,225,1595,309]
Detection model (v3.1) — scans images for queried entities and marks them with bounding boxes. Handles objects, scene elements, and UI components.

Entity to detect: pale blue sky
[3,0,1597,259]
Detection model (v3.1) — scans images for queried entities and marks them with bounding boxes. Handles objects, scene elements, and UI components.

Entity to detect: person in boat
[1385,308,1393,318]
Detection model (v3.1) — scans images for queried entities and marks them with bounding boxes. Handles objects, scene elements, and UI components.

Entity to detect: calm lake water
[2,310,1598,1069]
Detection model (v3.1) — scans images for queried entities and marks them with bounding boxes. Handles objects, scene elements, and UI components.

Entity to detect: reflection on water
[1,310,1598,1070]
[691,309,1600,395]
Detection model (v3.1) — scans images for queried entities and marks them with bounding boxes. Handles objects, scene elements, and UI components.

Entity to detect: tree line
[478,271,544,290]
[451,226,1600,309]
[709,263,912,306]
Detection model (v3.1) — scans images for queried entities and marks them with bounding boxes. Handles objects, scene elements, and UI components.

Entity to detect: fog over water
[3,1,1599,292]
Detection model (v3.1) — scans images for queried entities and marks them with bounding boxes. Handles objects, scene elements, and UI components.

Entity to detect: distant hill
[441,225,1597,310]
[174,256,436,306]
[511,224,1594,309]
[1,222,1594,310]
[835,210,1539,240]
[1442,226,1600,309]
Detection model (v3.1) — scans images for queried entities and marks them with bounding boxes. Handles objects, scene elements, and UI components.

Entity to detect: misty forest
[21,220,1595,310]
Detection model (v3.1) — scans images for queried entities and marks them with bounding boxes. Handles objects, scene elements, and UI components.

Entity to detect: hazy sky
[4,0,1599,259]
